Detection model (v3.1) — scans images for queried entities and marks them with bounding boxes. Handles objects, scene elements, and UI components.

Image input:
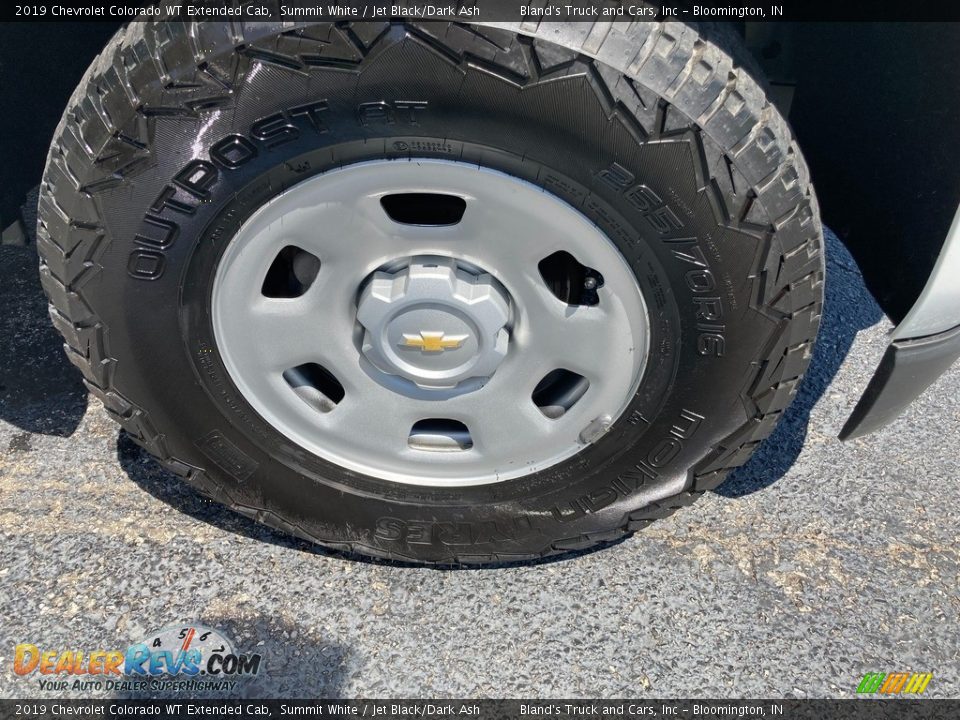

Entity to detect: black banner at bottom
[0,700,958,720]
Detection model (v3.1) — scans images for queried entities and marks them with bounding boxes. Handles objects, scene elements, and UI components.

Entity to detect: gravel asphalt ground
[0,229,957,699]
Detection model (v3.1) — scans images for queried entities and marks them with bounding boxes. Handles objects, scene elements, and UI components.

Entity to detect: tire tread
[38,18,824,565]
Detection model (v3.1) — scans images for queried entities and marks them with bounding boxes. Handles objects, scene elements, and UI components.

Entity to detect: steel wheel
[212,160,650,486]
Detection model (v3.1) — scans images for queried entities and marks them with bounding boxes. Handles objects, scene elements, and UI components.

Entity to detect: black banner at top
[4,0,960,23]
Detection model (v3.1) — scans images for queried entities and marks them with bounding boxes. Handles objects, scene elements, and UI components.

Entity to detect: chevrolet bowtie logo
[401,331,469,353]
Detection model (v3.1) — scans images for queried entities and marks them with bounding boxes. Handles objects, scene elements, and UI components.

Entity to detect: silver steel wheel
[212,160,650,487]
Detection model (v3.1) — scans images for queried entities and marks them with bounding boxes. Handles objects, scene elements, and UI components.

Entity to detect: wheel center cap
[356,257,510,389]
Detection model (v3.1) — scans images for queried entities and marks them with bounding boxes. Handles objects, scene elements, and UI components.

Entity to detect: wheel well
[4,21,956,323]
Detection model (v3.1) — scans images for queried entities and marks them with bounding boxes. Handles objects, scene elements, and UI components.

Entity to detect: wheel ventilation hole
[537,250,604,306]
[380,193,467,226]
[283,363,345,414]
[262,246,321,298]
[532,369,590,419]
[408,419,473,452]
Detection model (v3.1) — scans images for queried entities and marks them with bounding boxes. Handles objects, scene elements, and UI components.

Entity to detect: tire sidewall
[92,27,775,559]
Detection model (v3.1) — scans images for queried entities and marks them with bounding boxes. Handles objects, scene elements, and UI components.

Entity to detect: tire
[38,20,824,565]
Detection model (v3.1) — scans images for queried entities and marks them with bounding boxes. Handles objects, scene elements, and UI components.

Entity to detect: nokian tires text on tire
[38,21,824,564]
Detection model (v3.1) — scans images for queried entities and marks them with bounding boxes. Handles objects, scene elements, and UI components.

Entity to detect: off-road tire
[38,19,824,565]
